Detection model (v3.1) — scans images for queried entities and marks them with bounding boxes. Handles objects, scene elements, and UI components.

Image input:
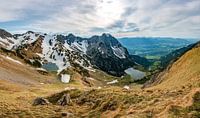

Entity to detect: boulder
[61,112,74,117]
[57,94,72,106]
[33,97,50,106]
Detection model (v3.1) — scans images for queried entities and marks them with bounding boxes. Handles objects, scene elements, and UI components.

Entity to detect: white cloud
[0,0,28,22]
[0,0,68,22]
[31,0,127,35]
[0,0,200,38]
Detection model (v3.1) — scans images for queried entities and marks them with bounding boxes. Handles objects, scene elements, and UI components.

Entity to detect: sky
[0,0,200,38]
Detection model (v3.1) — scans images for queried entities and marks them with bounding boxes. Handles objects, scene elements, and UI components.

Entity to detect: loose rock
[33,97,50,106]
[57,94,72,106]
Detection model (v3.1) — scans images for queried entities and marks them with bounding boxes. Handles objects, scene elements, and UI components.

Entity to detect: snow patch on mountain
[0,29,134,77]
[36,68,48,72]
[41,35,71,73]
[71,40,88,54]
[107,79,118,84]
[111,46,126,59]
[1,55,23,65]
[0,37,16,50]
[17,32,40,45]
[61,74,70,83]
[64,40,73,51]
[123,85,130,90]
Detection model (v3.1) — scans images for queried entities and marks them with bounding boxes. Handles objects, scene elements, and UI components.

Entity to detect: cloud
[107,20,125,29]
[0,0,200,38]
[121,7,137,17]
[90,27,107,33]
[0,0,68,22]
[106,20,139,33]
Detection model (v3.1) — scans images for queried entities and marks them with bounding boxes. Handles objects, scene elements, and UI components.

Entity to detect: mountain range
[0,29,135,77]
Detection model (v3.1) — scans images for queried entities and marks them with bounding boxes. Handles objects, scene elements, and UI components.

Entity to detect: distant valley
[118,37,196,59]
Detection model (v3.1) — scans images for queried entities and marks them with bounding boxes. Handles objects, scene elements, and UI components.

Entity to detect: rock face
[61,33,135,76]
[86,34,134,76]
[0,29,135,76]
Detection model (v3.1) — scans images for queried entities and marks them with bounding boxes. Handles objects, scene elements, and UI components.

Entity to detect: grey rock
[33,97,50,106]
[57,94,72,106]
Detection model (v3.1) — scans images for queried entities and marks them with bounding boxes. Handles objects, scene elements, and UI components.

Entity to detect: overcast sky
[0,0,200,38]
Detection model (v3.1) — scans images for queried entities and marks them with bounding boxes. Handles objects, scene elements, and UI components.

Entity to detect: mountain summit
[0,29,135,76]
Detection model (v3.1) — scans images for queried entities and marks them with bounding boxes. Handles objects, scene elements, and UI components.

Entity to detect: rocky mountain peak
[67,33,76,38]
[0,29,12,38]
[26,31,35,34]
[0,29,135,76]
[102,33,112,37]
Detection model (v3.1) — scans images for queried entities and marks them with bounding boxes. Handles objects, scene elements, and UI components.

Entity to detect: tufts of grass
[188,91,200,117]
[169,91,200,118]
[116,75,134,86]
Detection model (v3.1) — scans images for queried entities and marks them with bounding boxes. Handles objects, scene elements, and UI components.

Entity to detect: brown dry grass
[0,46,200,117]
[149,46,200,90]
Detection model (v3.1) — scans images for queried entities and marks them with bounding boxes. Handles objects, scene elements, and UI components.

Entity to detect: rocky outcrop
[57,94,72,106]
[33,91,73,106]
[27,36,43,54]
[32,94,72,106]
[33,97,50,106]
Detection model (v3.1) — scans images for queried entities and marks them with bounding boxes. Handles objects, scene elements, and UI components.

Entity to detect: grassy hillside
[148,42,200,90]
[0,44,200,117]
